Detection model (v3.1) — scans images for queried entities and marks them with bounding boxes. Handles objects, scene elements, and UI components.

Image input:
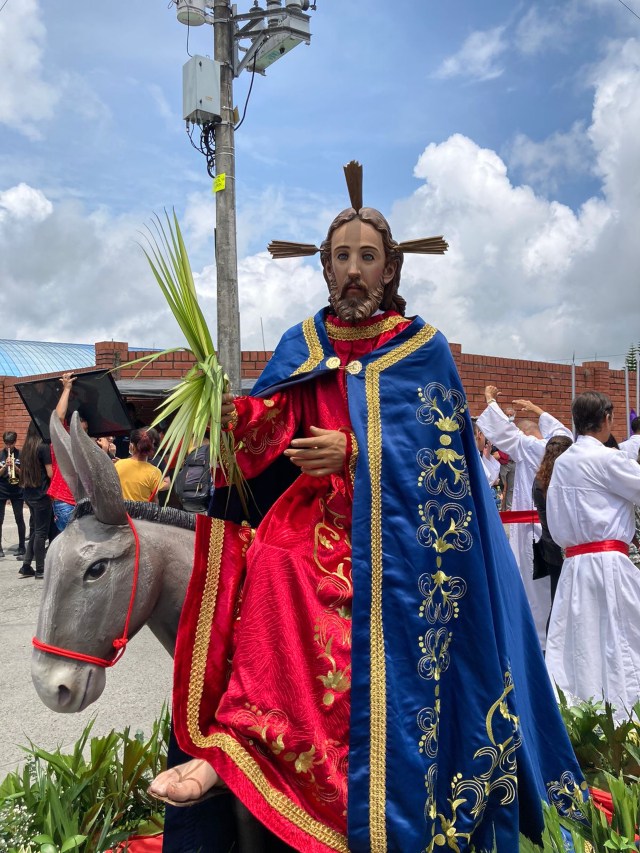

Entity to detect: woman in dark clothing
[18,422,58,578]
[0,430,26,557]
[532,435,573,611]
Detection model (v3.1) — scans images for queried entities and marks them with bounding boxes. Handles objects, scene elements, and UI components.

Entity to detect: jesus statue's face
[326,219,396,323]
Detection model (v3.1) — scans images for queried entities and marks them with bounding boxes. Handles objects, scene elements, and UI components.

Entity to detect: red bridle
[32,514,141,668]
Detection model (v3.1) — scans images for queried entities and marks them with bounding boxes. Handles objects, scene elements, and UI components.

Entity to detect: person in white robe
[473,419,501,487]
[477,385,573,649]
[546,391,640,718]
[619,416,640,460]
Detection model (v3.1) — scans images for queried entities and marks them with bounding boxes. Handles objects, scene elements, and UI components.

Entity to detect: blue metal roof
[0,339,95,377]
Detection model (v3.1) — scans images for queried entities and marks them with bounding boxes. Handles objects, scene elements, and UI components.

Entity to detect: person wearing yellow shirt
[115,428,167,502]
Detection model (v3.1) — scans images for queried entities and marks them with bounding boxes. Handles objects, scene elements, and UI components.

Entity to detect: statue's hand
[285,426,347,477]
[221,392,236,428]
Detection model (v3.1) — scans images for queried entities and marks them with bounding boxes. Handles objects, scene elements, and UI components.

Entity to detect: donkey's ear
[69,413,127,526]
[49,412,88,503]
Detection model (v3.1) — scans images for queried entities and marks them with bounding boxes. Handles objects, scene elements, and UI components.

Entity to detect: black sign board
[15,369,134,442]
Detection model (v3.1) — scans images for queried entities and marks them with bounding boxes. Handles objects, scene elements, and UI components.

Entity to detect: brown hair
[319,207,406,315]
[130,428,155,458]
[535,435,573,495]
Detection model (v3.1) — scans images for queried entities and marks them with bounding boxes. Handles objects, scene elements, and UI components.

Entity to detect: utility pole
[213,0,240,392]
[174,0,314,394]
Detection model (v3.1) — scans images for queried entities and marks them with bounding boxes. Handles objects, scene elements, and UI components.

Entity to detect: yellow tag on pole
[213,173,226,193]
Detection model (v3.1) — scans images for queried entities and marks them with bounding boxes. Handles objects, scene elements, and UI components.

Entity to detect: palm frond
[134,210,246,508]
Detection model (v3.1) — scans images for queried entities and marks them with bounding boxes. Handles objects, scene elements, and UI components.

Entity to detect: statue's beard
[328,275,386,323]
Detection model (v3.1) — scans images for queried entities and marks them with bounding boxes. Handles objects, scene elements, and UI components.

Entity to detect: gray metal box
[183,55,221,125]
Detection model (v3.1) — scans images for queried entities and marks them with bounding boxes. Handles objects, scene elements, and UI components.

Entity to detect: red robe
[173,311,409,852]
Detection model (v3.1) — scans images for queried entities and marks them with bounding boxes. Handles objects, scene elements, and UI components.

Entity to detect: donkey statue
[31,411,194,713]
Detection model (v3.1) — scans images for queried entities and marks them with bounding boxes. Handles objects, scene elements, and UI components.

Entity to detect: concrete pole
[625,363,631,439]
[214,0,241,393]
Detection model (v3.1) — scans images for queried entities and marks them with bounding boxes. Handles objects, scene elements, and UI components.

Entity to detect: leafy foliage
[0,709,169,853]
[5,695,640,851]
[557,689,640,786]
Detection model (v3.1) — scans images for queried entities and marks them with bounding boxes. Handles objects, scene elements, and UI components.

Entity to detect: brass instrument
[6,449,19,485]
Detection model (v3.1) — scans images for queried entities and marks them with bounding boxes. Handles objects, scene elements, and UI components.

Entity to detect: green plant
[0,708,170,853]
[557,689,640,786]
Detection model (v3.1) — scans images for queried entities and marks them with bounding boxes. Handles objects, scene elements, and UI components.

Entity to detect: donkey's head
[32,412,162,712]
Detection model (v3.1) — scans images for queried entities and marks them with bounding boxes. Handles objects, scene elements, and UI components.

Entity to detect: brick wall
[1,341,638,442]
[457,348,636,432]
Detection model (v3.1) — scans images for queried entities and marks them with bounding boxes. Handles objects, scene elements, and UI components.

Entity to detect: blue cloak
[251,309,586,852]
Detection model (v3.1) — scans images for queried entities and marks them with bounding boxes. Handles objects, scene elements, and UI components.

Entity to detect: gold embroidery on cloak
[291,317,325,376]
[415,381,473,845]
[364,321,437,852]
[230,703,345,806]
[424,672,521,853]
[325,314,407,341]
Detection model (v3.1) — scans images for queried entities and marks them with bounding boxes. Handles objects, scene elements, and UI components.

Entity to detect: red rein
[32,515,141,668]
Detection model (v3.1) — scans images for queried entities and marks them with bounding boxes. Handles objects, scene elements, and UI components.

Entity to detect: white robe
[477,402,572,649]
[546,434,640,717]
[619,433,640,461]
[480,451,501,486]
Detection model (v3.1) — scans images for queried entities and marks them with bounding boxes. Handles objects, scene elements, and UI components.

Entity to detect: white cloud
[588,37,640,214]
[513,5,582,56]
[237,253,325,351]
[0,198,182,347]
[0,183,52,222]
[434,26,507,82]
[506,122,593,195]
[0,0,61,139]
[388,31,640,367]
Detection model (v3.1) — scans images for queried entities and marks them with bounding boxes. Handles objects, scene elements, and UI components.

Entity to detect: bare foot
[148,758,221,804]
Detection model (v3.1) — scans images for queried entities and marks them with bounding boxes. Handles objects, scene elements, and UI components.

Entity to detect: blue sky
[1,0,639,367]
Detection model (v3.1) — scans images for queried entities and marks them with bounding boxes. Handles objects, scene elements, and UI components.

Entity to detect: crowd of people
[0,373,213,579]
[474,391,640,720]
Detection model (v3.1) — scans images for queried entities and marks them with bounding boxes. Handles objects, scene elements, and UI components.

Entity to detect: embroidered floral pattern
[418,568,467,624]
[231,703,347,806]
[424,672,521,853]
[240,400,289,454]
[313,498,353,708]
[417,501,473,555]
[546,772,589,821]
[417,382,470,499]
[418,627,453,682]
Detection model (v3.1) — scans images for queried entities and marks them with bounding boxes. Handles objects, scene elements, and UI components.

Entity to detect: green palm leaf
[134,211,246,508]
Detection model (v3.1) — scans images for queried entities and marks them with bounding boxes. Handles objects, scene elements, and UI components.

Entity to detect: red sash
[565,540,629,558]
[499,510,540,524]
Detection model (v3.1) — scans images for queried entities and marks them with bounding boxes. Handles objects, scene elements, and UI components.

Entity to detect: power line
[616,0,640,22]
[0,0,11,13]
[234,50,259,132]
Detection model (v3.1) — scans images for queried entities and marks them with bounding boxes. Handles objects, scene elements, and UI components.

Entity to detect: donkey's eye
[84,561,107,581]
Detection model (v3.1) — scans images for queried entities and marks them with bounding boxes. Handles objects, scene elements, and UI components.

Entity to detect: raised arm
[55,372,76,423]
[476,386,533,462]
[513,399,572,440]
